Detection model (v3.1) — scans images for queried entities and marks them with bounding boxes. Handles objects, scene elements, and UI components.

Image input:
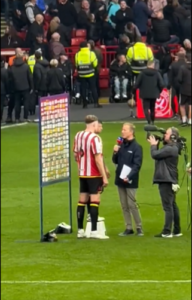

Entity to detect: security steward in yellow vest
[27,50,43,73]
[75,41,101,108]
[126,36,154,82]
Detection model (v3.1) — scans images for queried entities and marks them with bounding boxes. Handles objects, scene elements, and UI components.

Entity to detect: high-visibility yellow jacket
[126,42,154,74]
[75,48,98,78]
[27,55,42,73]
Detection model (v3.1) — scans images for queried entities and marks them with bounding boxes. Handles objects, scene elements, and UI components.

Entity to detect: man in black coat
[9,51,33,122]
[177,54,191,126]
[111,1,134,37]
[112,122,143,236]
[148,127,182,238]
[33,51,50,98]
[1,58,9,122]
[134,60,165,124]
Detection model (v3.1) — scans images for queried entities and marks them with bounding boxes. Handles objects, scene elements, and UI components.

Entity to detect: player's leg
[87,197,91,220]
[77,178,89,238]
[88,178,109,239]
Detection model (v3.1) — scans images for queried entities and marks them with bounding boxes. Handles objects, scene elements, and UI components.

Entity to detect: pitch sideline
[1,280,191,284]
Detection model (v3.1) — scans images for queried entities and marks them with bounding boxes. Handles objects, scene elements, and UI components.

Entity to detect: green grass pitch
[1,122,191,300]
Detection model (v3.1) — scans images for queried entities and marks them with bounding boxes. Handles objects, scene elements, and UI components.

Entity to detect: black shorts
[79,177,103,195]
[179,95,191,106]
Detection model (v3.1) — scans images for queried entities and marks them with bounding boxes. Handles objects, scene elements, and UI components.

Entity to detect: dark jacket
[134,68,164,99]
[101,21,115,43]
[58,59,73,77]
[112,139,143,189]
[1,63,9,95]
[46,67,65,94]
[110,60,132,79]
[1,34,24,49]
[33,59,50,92]
[177,62,191,96]
[30,41,50,60]
[151,144,179,184]
[112,8,134,36]
[88,22,101,43]
[47,24,70,47]
[9,58,33,92]
[168,58,186,90]
[133,0,151,34]
[57,1,77,27]
[152,19,172,43]
[77,10,91,30]
[25,21,44,47]
[116,42,132,56]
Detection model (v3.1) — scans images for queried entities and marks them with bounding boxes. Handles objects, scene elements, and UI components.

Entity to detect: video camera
[144,125,187,150]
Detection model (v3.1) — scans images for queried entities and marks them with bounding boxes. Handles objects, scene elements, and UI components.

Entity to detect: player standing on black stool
[75,41,101,109]
[147,127,182,238]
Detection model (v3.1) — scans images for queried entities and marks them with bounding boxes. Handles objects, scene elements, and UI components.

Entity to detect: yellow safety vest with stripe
[27,55,42,73]
[126,42,154,74]
[75,48,98,78]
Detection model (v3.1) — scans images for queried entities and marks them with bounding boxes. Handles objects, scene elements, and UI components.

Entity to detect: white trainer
[89,231,109,239]
[122,94,127,98]
[173,233,183,237]
[114,94,120,99]
[77,229,86,238]
[162,233,173,238]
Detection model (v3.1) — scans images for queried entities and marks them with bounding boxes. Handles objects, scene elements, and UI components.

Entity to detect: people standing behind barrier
[1,25,24,49]
[77,0,92,31]
[33,50,50,98]
[46,59,65,95]
[111,1,134,37]
[133,60,164,124]
[126,36,154,81]
[46,17,71,48]
[1,57,9,123]
[87,40,103,98]
[132,0,152,37]
[168,52,186,119]
[177,53,191,126]
[110,54,132,99]
[29,33,50,60]
[75,41,101,108]
[49,32,66,60]
[9,50,33,123]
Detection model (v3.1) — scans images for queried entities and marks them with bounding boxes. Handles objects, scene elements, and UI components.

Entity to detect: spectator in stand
[182,16,191,41]
[46,59,65,95]
[48,0,58,17]
[111,1,134,37]
[177,53,191,126]
[134,60,164,124]
[74,0,83,13]
[126,36,154,79]
[57,0,77,39]
[133,0,152,36]
[125,22,141,43]
[49,32,65,59]
[151,11,180,45]
[1,57,9,122]
[9,50,33,123]
[25,0,44,25]
[1,25,24,48]
[163,0,179,35]
[172,0,191,20]
[101,13,116,45]
[77,0,92,31]
[30,33,49,60]
[12,0,27,31]
[88,14,101,43]
[36,0,47,12]
[47,17,70,47]
[148,0,167,18]
[25,14,44,47]
[183,39,191,54]
[90,0,107,23]
[107,0,120,29]
[33,50,50,98]
[168,52,186,118]
[110,54,132,99]
[116,35,131,56]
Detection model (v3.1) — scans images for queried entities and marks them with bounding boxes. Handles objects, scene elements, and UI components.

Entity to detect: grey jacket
[150,143,179,184]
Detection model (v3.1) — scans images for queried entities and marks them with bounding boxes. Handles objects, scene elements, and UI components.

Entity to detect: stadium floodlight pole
[38,93,73,241]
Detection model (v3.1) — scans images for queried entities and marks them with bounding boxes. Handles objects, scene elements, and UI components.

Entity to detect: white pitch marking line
[1,122,28,130]
[1,280,191,284]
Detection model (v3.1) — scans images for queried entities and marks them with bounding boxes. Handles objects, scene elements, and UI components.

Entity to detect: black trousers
[171,87,180,114]
[95,71,100,98]
[1,94,5,121]
[159,183,181,234]
[143,99,156,124]
[79,76,98,107]
[15,90,29,120]
[7,93,15,119]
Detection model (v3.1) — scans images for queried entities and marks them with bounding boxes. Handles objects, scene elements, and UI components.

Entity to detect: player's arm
[73,135,79,162]
[92,137,108,185]
[103,159,110,178]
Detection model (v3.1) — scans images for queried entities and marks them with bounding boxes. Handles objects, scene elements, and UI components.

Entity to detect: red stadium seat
[71,38,85,47]
[99,68,109,89]
[75,29,87,38]
[17,31,27,40]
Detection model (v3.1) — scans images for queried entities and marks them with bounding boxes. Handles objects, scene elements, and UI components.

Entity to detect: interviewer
[112,123,143,237]
[148,127,182,238]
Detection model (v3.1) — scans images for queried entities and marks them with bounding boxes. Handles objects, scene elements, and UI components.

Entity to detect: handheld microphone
[144,125,166,134]
[117,137,123,146]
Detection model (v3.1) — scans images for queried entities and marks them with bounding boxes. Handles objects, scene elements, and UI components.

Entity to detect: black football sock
[90,203,99,231]
[77,203,85,229]
[87,197,91,215]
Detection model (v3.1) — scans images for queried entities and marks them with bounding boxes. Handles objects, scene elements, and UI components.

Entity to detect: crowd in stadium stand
[0,0,191,124]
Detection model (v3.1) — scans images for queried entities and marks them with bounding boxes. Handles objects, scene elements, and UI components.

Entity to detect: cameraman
[148,127,182,238]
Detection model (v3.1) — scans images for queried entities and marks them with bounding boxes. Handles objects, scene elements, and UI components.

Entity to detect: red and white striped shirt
[73,131,103,177]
